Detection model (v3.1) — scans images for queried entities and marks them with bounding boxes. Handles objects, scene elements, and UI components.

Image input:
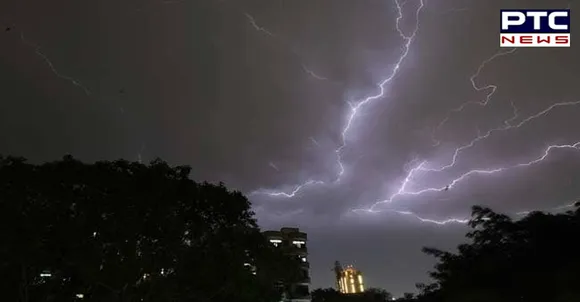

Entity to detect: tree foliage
[415,204,580,302]
[0,156,300,302]
[311,287,392,302]
[313,204,580,302]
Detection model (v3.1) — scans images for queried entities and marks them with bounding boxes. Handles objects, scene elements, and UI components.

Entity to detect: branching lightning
[385,189,580,225]
[251,180,325,198]
[4,3,576,226]
[250,0,426,198]
[337,0,424,159]
[351,95,580,224]
[431,48,517,145]
[361,140,580,212]
[423,100,580,173]
[384,210,470,225]
[352,51,580,225]
[359,192,580,225]
[243,1,580,226]
[244,12,328,81]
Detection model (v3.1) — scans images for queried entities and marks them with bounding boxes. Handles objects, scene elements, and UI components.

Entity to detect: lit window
[269,239,282,247]
[292,240,305,248]
[76,294,84,299]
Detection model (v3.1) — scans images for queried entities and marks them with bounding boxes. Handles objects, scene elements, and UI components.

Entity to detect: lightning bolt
[240,3,578,225]
[309,137,321,147]
[361,197,579,225]
[353,44,577,224]
[251,0,426,197]
[432,48,517,144]
[268,162,280,171]
[15,28,93,97]
[516,200,579,216]
[385,210,470,225]
[422,100,580,173]
[3,21,148,167]
[355,141,580,221]
[250,180,325,198]
[244,13,275,37]
[353,97,580,224]
[244,12,328,81]
[339,0,423,153]
[369,196,580,226]
[301,64,328,81]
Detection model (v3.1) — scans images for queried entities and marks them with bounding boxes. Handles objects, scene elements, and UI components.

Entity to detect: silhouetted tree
[360,288,392,301]
[312,288,343,302]
[395,292,415,301]
[417,204,580,302]
[0,156,300,302]
[312,287,392,302]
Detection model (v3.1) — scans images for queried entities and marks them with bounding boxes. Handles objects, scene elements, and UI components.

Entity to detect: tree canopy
[3,155,580,302]
[312,287,392,302]
[0,156,300,302]
[415,204,580,302]
[312,204,580,302]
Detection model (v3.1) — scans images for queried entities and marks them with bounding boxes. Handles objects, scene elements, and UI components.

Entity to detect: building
[334,261,365,294]
[263,227,311,302]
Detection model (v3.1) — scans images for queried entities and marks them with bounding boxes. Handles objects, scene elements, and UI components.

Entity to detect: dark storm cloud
[1,0,578,296]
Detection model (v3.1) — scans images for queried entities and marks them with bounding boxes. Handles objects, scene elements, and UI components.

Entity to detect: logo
[500,10,570,47]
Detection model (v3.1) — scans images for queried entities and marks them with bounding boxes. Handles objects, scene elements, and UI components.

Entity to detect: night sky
[1,0,578,296]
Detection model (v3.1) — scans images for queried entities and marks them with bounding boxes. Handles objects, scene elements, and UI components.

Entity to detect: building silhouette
[333,261,365,294]
[263,227,311,302]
